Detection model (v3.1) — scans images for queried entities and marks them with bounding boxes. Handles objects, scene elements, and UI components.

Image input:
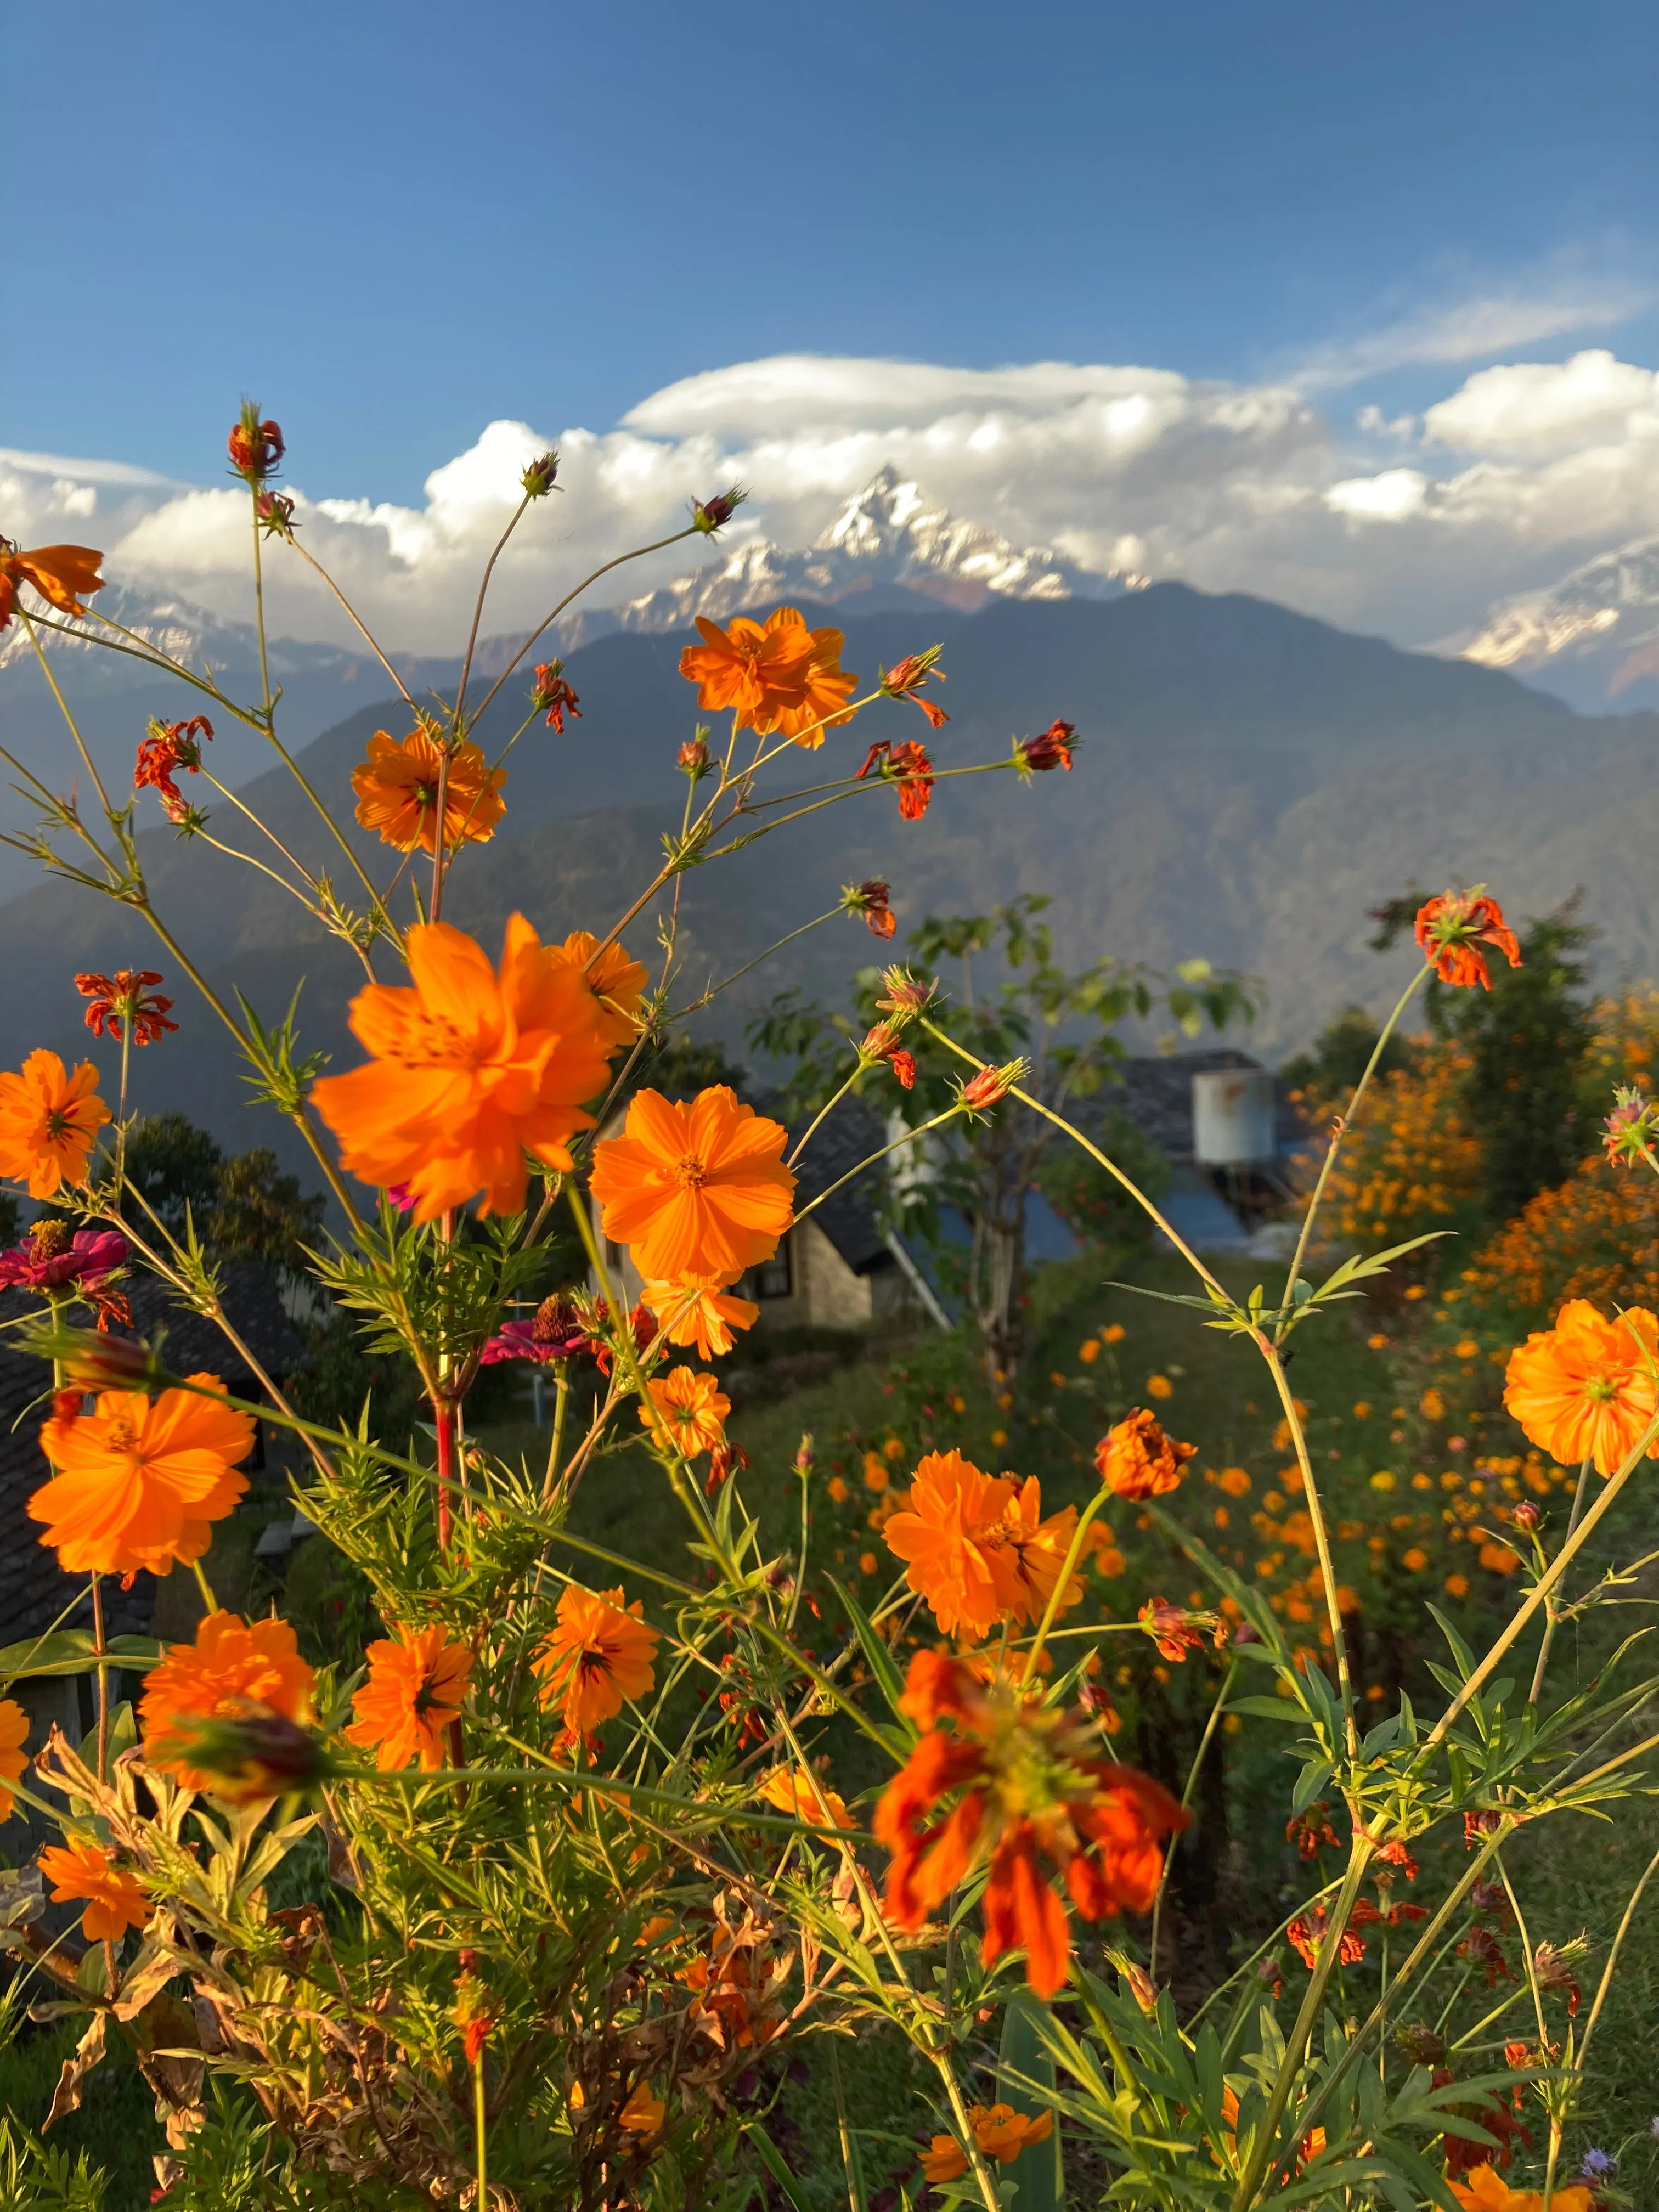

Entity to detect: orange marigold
[590,1086,795,1282]
[1094,1408,1197,1500]
[0,1049,110,1197]
[351,726,506,853]
[343,1626,473,1771]
[920,2104,1053,2183]
[140,1611,315,1792]
[31,1374,253,1576]
[0,1699,26,1823]
[639,1274,759,1361]
[679,606,857,743]
[0,541,105,631]
[1415,890,1522,991]
[551,930,649,1052]
[38,1837,148,1942]
[640,1366,730,1457]
[875,1650,1187,1999]
[1503,1298,1659,1476]
[533,1584,659,1739]
[312,915,615,1221]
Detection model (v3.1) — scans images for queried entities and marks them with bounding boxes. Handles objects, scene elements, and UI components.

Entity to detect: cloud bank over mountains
[6,345,1659,696]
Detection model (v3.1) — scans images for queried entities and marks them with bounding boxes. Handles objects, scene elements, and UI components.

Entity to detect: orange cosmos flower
[1449,2168,1593,2212]
[139,1611,315,1793]
[0,541,105,632]
[551,929,649,1052]
[855,737,935,819]
[38,1837,149,1943]
[351,726,506,854]
[758,1765,850,1829]
[590,1086,795,1282]
[882,1450,1017,1638]
[679,606,858,743]
[619,2083,666,2137]
[0,1049,111,1197]
[31,1374,253,1576]
[1503,1298,1659,1476]
[533,1584,659,1739]
[312,915,614,1221]
[921,2104,1053,2183]
[639,1274,759,1361]
[640,1366,730,1457]
[75,970,177,1046]
[989,1476,1082,1629]
[1415,890,1522,991]
[1094,1408,1197,1500]
[0,1700,27,1823]
[875,1650,1187,1999]
[343,1626,473,1771]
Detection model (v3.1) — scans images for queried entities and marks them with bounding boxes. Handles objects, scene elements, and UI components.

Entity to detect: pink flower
[0,1225,128,1294]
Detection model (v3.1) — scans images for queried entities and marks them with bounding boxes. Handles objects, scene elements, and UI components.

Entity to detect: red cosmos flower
[228,407,284,482]
[844,878,896,938]
[1457,1927,1514,1987]
[880,649,949,729]
[0,1222,127,1296]
[74,970,177,1046]
[1017,720,1077,775]
[1414,890,1522,990]
[478,1294,591,1365]
[1464,1809,1503,1848]
[1286,1802,1341,1860]
[960,1063,1019,1111]
[1138,1596,1224,1662]
[134,716,213,823]
[876,969,936,1021]
[862,1023,917,1089]
[255,490,295,538]
[531,660,582,732]
[873,1649,1187,1999]
[1531,1940,1580,2013]
[855,738,935,821]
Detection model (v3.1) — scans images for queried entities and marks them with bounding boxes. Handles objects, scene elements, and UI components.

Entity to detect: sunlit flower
[880,648,949,729]
[1094,1409,1197,1500]
[619,2083,666,2136]
[227,408,284,481]
[862,1022,917,1088]
[351,726,506,854]
[479,1293,591,1365]
[758,1765,850,1829]
[1415,890,1522,991]
[31,1374,252,1576]
[640,1367,730,1457]
[590,1086,795,1282]
[882,1450,1018,1638]
[1015,720,1076,774]
[1138,1597,1222,1662]
[140,1611,315,1795]
[920,2103,1052,2183]
[679,606,857,743]
[312,915,614,1221]
[38,1837,148,1942]
[639,1274,759,1361]
[0,540,105,632]
[0,1049,110,1197]
[1448,2166,1592,2212]
[0,1700,27,1822]
[134,715,213,823]
[533,1584,659,1739]
[991,1476,1082,1628]
[550,929,648,1052]
[74,969,177,1046]
[344,1626,473,1771]
[855,737,934,820]
[875,1650,1187,1997]
[0,1223,126,1296]
[1503,1299,1659,1476]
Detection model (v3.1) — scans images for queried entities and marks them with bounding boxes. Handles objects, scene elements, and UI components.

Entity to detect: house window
[751,1235,793,1301]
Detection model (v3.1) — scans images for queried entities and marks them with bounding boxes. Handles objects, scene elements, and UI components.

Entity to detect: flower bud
[50,1328,156,1391]
[1511,1499,1541,1531]
[160,1703,331,1803]
[959,1062,1024,1112]
[794,1432,816,1477]
[1015,719,1077,776]
[255,490,296,538]
[691,486,746,534]
[521,450,560,498]
[1124,1960,1159,2015]
[876,969,936,1023]
[678,735,713,781]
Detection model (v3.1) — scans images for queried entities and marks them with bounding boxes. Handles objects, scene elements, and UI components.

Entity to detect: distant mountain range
[1460,535,1659,713]
[3,577,1658,1211]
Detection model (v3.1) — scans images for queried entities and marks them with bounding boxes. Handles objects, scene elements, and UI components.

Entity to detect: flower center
[1584,1375,1623,1403]
[393,1013,470,1069]
[676,1155,708,1190]
[29,1220,69,1259]
[105,1415,138,1453]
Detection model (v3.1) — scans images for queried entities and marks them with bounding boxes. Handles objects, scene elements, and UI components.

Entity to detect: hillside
[2,583,1654,1194]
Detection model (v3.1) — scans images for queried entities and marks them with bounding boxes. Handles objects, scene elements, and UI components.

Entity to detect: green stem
[90,1574,108,1783]
[1150,1660,1237,1979]
[473,2050,488,2211]
[1528,1456,1593,1705]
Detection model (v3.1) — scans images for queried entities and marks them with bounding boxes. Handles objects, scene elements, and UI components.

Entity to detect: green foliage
[0,2122,106,2212]
[1280,1003,1415,1107]
[109,1112,326,1284]
[1035,1104,1169,1244]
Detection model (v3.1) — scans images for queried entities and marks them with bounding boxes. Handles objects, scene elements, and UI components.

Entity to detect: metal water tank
[1192,1068,1276,1167]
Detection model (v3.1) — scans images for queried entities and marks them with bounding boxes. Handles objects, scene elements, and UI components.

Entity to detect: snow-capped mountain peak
[1459,535,1659,710]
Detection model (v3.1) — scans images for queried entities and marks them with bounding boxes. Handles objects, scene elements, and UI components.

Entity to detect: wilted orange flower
[134,714,213,823]
[227,409,284,481]
[679,607,857,743]
[0,1700,26,1822]
[0,1049,110,1197]
[312,915,614,1221]
[533,1584,659,1739]
[1094,1408,1197,1500]
[639,1274,759,1360]
[920,2103,1052,2182]
[862,1022,917,1089]
[843,877,895,936]
[1415,890,1522,990]
[1449,2166,1592,2212]
[855,737,934,819]
[875,1650,1187,1998]
[758,1765,850,1829]
[551,929,648,1051]
[1138,1596,1223,1662]
[531,659,581,731]
[640,1366,730,1457]
[590,1086,795,1281]
[140,1611,315,1792]
[0,540,105,631]
[1503,1298,1659,1476]
[38,1837,148,1942]
[351,727,506,853]
[1016,720,1076,774]
[32,1374,252,1576]
[343,1626,473,1771]
[881,649,949,729]
[75,970,177,1046]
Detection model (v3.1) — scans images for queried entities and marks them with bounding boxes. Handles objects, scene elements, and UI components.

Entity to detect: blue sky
[7,0,1657,500]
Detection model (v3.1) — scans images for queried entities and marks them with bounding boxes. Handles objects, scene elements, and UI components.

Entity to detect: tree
[1280,1003,1415,1110]
[114,1114,324,1285]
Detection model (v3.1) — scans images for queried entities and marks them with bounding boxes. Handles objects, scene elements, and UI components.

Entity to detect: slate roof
[1101,1049,1306,1163]
[772,1094,891,1277]
[0,1263,303,1644]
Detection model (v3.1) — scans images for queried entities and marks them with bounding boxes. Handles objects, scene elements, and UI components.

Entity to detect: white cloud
[1286,269,1654,390]
[13,338,1659,665]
